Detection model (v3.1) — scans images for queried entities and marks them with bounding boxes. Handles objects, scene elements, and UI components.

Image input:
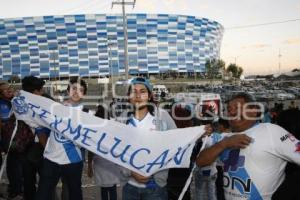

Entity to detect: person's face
[0,84,14,100]
[68,83,85,103]
[129,84,150,109]
[227,98,258,132]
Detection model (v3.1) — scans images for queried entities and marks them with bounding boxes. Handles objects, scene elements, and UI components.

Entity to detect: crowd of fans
[0,76,299,200]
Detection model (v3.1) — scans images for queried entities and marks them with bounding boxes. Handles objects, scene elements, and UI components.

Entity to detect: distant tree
[237,67,243,78]
[205,59,225,79]
[227,63,243,79]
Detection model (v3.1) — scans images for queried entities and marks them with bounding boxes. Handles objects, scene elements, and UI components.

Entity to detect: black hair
[218,118,230,129]
[229,92,256,103]
[67,77,87,95]
[277,109,300,139]
[0,82,7,87]
[95,104,110,120]
[22,76,45,93]
[226,92,261,118]
[42,93,55,101]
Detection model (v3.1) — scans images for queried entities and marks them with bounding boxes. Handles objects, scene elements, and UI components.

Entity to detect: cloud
[242,44,271,49]
[284,38,300,45]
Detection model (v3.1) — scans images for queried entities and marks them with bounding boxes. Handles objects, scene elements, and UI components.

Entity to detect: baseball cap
[130,77,153,92]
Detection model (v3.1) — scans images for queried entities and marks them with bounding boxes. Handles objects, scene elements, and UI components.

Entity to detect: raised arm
[196,134,252,167]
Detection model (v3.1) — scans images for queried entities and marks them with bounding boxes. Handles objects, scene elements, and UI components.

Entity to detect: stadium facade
[0,14,223,80]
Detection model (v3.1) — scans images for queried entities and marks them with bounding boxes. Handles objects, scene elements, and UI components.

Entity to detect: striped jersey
[218,123,300,200]
[43,104,84,164]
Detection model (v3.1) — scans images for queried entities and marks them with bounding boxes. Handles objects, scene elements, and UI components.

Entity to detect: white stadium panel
[0,14,223,80]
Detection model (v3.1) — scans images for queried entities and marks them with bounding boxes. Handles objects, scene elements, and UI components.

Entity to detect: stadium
[0,14,223,80]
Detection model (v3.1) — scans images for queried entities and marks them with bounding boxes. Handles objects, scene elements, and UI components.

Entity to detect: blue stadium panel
[0,14,223,80]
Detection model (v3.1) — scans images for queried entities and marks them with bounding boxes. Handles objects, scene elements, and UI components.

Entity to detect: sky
[0,0,299,75]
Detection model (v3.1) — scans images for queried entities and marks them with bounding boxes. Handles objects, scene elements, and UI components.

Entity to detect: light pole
[50,44,65,93]
[234,55,241,65]
[194,67,197,83]
[278,49,282,74]
[112,0,136,80]
[49,50,58,92]
[54,51,58,82]
[50,49,60,81]
[108,42,113,84]
[40,52,50,81]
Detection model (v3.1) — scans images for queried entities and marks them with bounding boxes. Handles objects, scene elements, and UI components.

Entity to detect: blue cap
[130,77,153,92]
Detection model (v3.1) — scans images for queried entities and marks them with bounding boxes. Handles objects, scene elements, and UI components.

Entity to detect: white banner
[12,91,205,176]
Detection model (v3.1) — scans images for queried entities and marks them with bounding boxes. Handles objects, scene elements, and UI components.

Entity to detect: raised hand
[221,134,252,149]
[131,171,150,183]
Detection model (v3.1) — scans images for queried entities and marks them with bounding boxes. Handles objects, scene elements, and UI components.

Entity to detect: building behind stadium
[0,14,223,80]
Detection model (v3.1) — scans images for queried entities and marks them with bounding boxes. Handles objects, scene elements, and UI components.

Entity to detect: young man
[21,76,51,200]
[0,81,24,199]
[87,105,121,200]
[196,93,300,200]
[117,77,177,200]
[36,78,88,200]
[193,119,230,200]
[0,82,14,157]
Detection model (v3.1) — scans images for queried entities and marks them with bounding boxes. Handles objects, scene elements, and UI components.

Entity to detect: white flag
[12,90,205,176]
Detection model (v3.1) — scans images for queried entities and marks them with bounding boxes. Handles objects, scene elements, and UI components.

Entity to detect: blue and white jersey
[34,127,51,142]
[200,133,223,176]
[126,112,157,188]
[218,123,300,200]
[0,99,13,122]
[43,104,84,165]
[126,112,157,131]
[35,127,51,137]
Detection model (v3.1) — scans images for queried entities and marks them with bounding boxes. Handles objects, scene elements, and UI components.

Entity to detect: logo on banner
[54,131,71,144]
[295,142,300,153]
[12,95,29,115]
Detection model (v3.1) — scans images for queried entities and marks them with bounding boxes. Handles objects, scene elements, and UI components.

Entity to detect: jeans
[216,166,225,200]
[194,169,217,200]
[22,155,43,200]
[61,177,69,200]
[35,158,83,200]
[101,185,117,200]
[6,151,24,197]
[122,183,168,200]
